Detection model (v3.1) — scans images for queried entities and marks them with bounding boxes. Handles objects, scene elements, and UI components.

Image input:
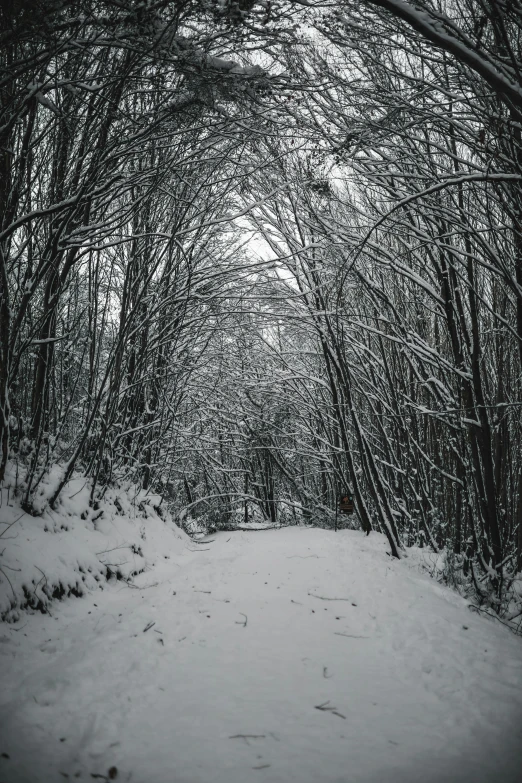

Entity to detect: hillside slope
[1,527,521,783]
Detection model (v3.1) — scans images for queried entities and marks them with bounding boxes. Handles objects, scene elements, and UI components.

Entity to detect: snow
[0,475,189,620]
[1,523,522,783]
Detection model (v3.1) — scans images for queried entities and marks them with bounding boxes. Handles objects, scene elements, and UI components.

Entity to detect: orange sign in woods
[339,493,354,513]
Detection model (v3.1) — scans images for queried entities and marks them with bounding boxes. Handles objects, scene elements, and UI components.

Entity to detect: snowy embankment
[1,522,522,782]
[0,472,189,621]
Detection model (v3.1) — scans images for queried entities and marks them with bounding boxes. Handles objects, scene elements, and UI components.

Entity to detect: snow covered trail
[1,527,521,783]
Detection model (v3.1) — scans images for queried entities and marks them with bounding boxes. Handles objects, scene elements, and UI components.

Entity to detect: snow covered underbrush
[180,499,305,538]
[406,546,522,634]
[0,463,189,622]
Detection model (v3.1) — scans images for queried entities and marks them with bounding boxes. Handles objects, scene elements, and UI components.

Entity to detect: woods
[2,0,522,620]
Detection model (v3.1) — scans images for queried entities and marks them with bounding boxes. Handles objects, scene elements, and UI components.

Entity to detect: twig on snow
[67,481,88,500]
[96,545,130,555]
[121,581,158,590]
[0,514,25,537]
[314,700,346,719]
[229,735,265,746]
[235,612,248,627]
[0,566,17,601]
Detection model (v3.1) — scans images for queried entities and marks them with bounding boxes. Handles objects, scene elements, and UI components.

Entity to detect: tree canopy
[2,0,522,616]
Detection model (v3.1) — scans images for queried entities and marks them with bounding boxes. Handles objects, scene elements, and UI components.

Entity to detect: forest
[2,0,522,623]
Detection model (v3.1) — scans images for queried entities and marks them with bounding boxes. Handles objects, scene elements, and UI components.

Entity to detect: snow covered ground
[1,526,521,783]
